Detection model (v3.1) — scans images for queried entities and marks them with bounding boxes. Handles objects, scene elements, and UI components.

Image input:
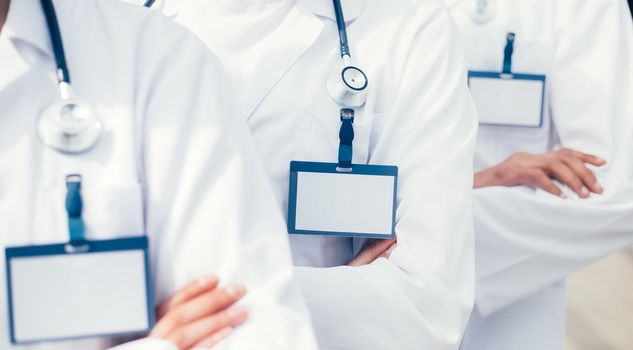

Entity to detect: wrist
[473,166,501,189]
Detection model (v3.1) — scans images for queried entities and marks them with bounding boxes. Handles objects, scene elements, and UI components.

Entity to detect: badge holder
[467,33,546,128]
[5,175,155,344]
[288,109,398,239]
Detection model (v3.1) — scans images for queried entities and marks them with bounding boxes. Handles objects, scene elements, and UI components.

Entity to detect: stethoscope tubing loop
[38,0,103,154]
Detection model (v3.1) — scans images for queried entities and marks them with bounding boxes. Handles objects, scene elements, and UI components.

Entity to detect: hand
[474,149,606,198]
[348,239,397,266]
[150,276,248,350]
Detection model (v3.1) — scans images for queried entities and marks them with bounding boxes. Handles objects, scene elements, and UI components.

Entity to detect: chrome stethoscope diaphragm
[38,0,102,154]
[327,56,369,107]
[38,90,102,154]
[326,0,368,108]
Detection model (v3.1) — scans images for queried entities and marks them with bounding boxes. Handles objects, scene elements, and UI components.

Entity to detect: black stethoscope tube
[40,0,155,85]
[332,0,350,57]
[39,0,70,84]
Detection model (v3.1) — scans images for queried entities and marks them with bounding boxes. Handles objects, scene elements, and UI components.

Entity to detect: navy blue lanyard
[502,32,515,74]
[39,0,70,84]
[65,175,85,244]
[143,0,156,8]
[332,1,356,169]
[338,109,355,170]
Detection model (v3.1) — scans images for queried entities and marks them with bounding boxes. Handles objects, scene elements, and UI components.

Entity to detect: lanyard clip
[337,109,355,171]
[502,32,516,75]
[65,174,85,245]
[340,108,355,122]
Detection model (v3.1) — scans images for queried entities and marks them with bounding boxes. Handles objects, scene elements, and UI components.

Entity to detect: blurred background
[566,246,633,350]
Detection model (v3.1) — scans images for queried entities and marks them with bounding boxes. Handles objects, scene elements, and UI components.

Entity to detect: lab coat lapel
[243,5,324,120]
[0,39,30,93]
[0,0,54,93]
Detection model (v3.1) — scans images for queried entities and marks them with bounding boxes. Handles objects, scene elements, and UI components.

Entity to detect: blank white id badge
[5,237,154,344]
[468,71,546,128]
[288,161,398,239]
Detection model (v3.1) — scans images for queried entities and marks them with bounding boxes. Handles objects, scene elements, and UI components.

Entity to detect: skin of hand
[473,148,607,198]
[348,238,397,267]
[149,276,249,350]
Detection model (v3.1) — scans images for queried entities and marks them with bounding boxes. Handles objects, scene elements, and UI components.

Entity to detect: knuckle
[208,290,233,308]
[559,148,572,156]
[569,178,583,189]
[218,289,236,302]
[580,169,595,181]
[218,311,234,325]
[545,156,558,167]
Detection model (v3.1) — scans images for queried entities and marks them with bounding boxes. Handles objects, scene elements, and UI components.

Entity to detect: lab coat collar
[242,2,324,119]
[297,0,362,22]
[3,0,54,59]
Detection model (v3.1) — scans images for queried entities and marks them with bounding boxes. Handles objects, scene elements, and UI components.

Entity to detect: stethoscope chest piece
[327,64,369,108]
[38,97,102,153]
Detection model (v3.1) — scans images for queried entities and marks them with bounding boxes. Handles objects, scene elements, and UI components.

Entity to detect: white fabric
[110,338,177,350]
[444,0,633,349]
[461,282,566,350]
[0,0,317,349]
[166,0,478,349]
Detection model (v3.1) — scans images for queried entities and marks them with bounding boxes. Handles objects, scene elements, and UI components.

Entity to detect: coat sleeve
[116,15,317,350]
[472,0,633,317]
[294,4,478,349]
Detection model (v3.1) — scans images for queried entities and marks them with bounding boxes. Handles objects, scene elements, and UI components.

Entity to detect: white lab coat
[160,0,479,349]
[443,0,633,349]
[0,0,317,349]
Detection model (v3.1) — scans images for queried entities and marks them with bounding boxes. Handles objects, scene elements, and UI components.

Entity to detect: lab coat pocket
[296,109,376,164]
[81,185,145,240]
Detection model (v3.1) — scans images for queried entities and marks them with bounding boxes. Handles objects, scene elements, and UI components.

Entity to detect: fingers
[167,307,248,350]
[484,149,604,199]
[151,284,246,339]
[192,327,233,349]
[378,243,397,259]
[526,169,564,197]
[348,239,397,267]
[546,160,587,198]
[568,149,607,167]
[561,156,603,194]
[157,276,220,319]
